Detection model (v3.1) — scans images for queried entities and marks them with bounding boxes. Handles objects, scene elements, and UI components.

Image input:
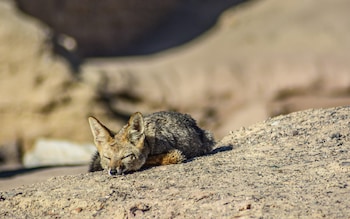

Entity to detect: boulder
[83,0,350,138]
[1,106,350,217]
[23,138,95,168]
[0,0,116,164]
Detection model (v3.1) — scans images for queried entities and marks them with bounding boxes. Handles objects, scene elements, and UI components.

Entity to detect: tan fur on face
[88,114,147,176]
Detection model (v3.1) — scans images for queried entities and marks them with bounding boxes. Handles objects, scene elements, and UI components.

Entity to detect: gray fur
[143,111,215,158]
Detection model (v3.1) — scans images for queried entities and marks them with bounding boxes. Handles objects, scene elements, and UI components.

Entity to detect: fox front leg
[145,150,185,166]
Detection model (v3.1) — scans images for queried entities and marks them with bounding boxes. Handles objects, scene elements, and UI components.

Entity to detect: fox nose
[109,167,124,176]
[109,169,118,176]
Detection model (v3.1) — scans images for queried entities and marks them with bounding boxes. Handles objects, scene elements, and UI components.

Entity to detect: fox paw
[163,150,186,164]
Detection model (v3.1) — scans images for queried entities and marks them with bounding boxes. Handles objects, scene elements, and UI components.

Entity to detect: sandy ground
[1,106,350,218]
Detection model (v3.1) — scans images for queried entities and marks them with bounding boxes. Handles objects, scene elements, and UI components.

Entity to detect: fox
[88,111,215,176]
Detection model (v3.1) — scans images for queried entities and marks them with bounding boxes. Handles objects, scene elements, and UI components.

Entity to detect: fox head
[88,112,147,176]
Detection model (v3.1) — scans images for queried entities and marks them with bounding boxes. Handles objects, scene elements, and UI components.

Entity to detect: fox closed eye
[103,155,111,160]
[122,154,135,160]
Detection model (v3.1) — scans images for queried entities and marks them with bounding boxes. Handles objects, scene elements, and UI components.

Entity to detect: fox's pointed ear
[127,112,145,146]
[88,117,114,150]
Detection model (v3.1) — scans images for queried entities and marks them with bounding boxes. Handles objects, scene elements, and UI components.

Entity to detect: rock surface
[0,0,118,156]
[1,106,350,218]
[23,139,95,168]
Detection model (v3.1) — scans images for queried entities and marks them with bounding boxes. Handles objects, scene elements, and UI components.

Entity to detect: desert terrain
[1,106,350,218]
[1,0,350,218]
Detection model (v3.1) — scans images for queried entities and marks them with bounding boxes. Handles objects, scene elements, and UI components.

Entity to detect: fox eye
[103,155,111,160]
[122,154,135,160]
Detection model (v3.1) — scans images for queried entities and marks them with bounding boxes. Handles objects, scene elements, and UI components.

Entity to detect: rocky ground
[1,0,350,217]
[1,106,349,218]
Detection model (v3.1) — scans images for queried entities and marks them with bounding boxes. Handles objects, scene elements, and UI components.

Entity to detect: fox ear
[88,117,114,150]
[127,112,145,146]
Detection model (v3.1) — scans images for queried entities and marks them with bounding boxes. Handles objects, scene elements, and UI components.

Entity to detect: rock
[0,0,117,158]
[83,0,350,138]
[23,139,95,168]
[1,106,350,217]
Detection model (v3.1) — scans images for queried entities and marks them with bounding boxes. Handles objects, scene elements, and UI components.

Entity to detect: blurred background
[1,0,350,177]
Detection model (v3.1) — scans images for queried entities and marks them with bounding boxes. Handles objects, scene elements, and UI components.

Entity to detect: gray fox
[88,111,215,176]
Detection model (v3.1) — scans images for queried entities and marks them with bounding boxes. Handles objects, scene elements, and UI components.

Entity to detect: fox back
[88,111,215,176]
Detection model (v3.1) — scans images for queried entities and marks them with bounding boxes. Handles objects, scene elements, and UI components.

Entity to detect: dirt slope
[1,106,349,218]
